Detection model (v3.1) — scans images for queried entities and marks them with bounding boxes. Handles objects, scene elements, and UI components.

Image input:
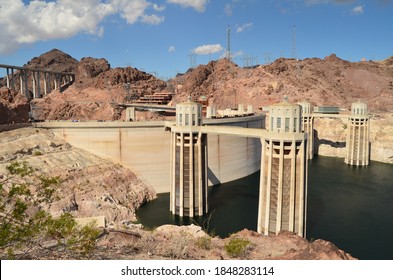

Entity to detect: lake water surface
[137,156,393,260]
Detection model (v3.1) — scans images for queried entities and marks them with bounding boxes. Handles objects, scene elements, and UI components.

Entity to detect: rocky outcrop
[314,113,393,164]
[0,88,29,124]
[171,54,393,112]
[77,57,111,80]
[22,225,355,260]
[0,127,156,226]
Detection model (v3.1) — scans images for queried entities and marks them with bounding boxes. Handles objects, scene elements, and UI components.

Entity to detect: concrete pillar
[6,68,10,88]
[11,68,15,90]
[345,102,369,166]
[247,105,253,114]
[43,73,47,96]
[170,98,208,217]
[32,72,36,98]
[24,70,28,98]
[19,73,23,95]
[257,98,308,237]
[238,104,244,114]
[54,74,58,90]
[37,71,41,98]
[125,107,135,121]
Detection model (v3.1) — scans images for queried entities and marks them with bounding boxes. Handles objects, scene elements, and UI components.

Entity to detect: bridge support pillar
[32,72,37,98]
[258,98,308,237]
[345,102,369,166]
[6,68,10,88]
[170,98,208,217]
[125,107,135,121]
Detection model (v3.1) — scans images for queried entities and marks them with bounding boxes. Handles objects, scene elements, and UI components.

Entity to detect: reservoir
[137,156,393,260]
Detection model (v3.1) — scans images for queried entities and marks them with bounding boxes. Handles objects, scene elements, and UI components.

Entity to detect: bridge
[0,63,75,98]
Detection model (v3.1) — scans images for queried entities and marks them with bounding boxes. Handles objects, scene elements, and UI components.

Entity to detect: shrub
[0,161,100,259]
[195,236,211,250]
[224,236,251,258]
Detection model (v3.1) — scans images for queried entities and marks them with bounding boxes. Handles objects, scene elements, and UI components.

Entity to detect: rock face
[0,88,29,124]
[22,225,355,260]
[24,48,79,73]
[0,127,156,226]
[171,55,393,112]
[314,113,393,164]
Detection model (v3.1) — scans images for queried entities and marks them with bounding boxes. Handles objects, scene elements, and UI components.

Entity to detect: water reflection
[137,156,393,260]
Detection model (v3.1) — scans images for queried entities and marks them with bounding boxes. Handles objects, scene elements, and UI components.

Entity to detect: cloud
[236,22,253,33]
[168,46,176,52]
[304,0,355,5]
[224,3,233,16]
[141,14,165,24]
[192,44,224,55]
[351,5,364,14]
[0,0,165,54]
[166,0,208,12]
[153,3,166,11]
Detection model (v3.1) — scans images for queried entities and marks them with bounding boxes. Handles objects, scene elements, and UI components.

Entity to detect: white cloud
[153,3,166,11]
[305,0,355,5]
[224,3,233,16]
[236,22,253,33]
[351,5,364,14]
[0,0,165,54]
[192,44,223,55]
[166,0,208,12]
[142,14,165,24]
[168,46,176,52]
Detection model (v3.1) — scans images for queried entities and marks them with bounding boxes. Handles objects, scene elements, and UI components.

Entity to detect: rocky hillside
[170,55,393,112]
[7,223,356,260]
[0,49,167,122]
[0,88,29,124]
[2,50,393,122]
[0,127,156,226]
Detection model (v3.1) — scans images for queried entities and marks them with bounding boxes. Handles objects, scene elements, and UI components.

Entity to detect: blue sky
[0,0,392,79]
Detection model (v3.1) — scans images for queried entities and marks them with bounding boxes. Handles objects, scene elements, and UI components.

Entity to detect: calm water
[137,156,393,260]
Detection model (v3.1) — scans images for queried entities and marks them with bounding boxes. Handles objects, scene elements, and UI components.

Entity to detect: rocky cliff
[0,127,156,226]
[314,113,393,164]
[171,55,393,112]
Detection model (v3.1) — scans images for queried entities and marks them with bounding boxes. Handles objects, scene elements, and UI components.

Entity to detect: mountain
[170,54,393,112]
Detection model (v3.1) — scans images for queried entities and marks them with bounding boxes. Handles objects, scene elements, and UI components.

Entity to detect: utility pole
[291,25,297,59]
[226,25,231,62]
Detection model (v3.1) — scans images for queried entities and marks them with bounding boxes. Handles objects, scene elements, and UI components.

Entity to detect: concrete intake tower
[169,98,208,217]
[345,101,370,166]
[258,99,308,237]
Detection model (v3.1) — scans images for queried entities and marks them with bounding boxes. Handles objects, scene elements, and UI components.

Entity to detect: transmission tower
[291,25,297,59]
[188,53,196,68]
[292,25,301,77]
[226,25,231,62]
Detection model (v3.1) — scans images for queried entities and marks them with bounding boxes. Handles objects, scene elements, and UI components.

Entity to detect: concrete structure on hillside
[0,63,75,98]
[258,100,308,237]
[298,101,314,159]
[345,101,370,166]
[170,98,208,217]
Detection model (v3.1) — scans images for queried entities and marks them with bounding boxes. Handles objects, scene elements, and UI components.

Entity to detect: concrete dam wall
[36,115,265,193]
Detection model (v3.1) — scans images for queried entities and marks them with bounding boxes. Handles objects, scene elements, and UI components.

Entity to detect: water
[137,156,393,260]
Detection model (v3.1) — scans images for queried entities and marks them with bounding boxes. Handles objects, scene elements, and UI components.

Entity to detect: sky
[0,0,392,79]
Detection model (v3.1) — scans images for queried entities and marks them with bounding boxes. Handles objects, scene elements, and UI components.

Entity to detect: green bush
[0,161,100,259]
[195,236,211,250]
[224,236,251,258]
